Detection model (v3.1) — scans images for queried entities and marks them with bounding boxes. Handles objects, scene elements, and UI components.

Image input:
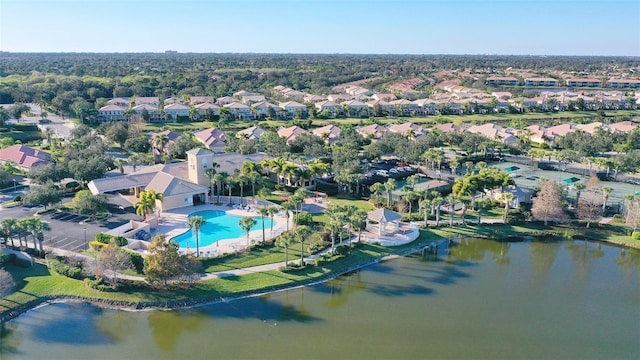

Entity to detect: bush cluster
[47,257,83,279]
[84,277,112,292]
[95,233,128,247]
[632,231,640,240]
[125,249,144,273]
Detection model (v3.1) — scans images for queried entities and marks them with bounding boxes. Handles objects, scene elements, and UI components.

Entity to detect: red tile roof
[0,145,52,168]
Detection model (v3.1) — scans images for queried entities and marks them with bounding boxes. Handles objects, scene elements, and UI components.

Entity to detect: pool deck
[156,204,291,257]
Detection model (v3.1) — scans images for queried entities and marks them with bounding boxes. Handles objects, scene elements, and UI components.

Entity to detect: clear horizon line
[0,51,638,57]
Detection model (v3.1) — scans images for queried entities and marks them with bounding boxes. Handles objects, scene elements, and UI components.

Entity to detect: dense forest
[0,53,638,118]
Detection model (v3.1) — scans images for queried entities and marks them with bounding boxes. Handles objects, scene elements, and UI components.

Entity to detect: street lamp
[13,179,16,192]
[84,227,87,251]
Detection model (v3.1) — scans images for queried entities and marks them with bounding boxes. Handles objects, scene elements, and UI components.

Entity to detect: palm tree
[205,168,217,202]
[293,225,312,265]
[153,134,169,163]
[234,173,248,206]
[215,172,229,204]
[257,207,270,243]
[602,187,613,211]
[421,199,431,227]
[266,206,279,236]
[128,154,139,172]
[432,196,443,227]
[276,233,295,269]
[406,174,419,190]
[1,218,17,248]
[225,177,235,205]
[114,158,126,175]
[134,190,163,221]
[29,218,50,253]
[187,216,205,257]
[401,186,416,218]
[500,192,515,223]
[384,178,397,207]
[351,209,368,244]
[238,216,257,248]
[446,194,458,227]
[369,182,383,206]
[574,182,586,208]
[280,201,295,232]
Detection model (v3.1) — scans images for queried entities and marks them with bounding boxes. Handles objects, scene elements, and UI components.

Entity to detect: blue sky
[1,0,638,55]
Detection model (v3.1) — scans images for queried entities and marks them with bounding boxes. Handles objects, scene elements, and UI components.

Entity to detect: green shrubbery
[84,277,112,292]
[95,233,128,247]
[632,231,640,240]
[47,256,84,279]
[125,249,144,273]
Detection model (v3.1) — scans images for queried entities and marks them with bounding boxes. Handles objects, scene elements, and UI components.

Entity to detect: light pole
[13,179,16,192]
[84,227,87,251]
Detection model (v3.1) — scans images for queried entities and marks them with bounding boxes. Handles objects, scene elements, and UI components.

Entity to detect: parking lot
[1,194,143,253]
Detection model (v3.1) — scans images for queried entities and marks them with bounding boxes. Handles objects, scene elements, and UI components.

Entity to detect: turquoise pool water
[172,210,273,248]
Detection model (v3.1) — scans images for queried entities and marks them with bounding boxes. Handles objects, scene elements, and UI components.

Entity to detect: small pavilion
[367,208,402,236]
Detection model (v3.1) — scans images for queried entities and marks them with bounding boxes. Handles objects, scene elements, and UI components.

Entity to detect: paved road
[4,103,76,139]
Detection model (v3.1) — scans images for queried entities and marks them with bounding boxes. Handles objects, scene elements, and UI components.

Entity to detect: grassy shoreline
[1,222,637,324]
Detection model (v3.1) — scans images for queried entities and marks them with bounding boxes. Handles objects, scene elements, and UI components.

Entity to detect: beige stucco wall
[160,194,194,211]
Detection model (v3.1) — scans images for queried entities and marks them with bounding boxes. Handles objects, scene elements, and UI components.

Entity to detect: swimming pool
[172,210,273,248]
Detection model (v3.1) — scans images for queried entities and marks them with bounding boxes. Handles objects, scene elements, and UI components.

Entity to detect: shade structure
[563,177,581,184]
[504,166,520,172]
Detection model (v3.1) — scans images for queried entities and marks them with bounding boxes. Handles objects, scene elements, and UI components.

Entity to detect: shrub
[632,231,640,240]
[296,212,314,226]
[84,277,112,291]
[95,233,128,247]
[48,258,83,279]
[125,250,144,273]
[89,240,107,251]
[334,244,351,256]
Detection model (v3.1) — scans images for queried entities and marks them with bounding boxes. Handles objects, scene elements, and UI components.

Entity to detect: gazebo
[367,208,402,236]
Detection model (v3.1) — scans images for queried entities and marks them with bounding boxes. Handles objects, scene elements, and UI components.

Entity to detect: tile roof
[0,145,52,168]
[145,172,209,197]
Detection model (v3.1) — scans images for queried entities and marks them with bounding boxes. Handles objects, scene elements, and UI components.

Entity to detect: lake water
[2,239,638,359]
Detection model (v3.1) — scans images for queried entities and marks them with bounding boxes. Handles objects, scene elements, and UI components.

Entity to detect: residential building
[524,77,559,87]
[237,126,267,141]
[223,102,252,120]
[163,103,190,119]
[607,79,640,89]
[279,101,307,118]
[566,78,602,88]
[98,104,127,122]
[194,102,220,117]
[250,101,279,118]
[312,125,342,143]
[277,126,309,145]
[0,144,52,170]
[241,95,267,105]
[608,121,637,133]
[467,123,517,144]
[486,76,519,86]
[356,124,388,139]
[189,96,214,105]
[194,127,228,153]
[371,93,397,102]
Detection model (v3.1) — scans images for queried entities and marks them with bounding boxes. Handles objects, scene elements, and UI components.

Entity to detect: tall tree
[144,234,182,289]
[238,216,257,248]
[532,179,567,225]
[187,216,206,257]
[293,225,312,265]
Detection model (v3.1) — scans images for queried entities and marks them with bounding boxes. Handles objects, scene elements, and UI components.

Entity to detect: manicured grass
[200,246,304,273]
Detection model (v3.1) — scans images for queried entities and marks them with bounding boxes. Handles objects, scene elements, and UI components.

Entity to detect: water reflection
[97,309,135,343]
[528,239,561,277]
[450,237,510,264]
[0,322,22,357]
[565,240,605,280]
[147,309,207,354]
[614,248,640,281]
